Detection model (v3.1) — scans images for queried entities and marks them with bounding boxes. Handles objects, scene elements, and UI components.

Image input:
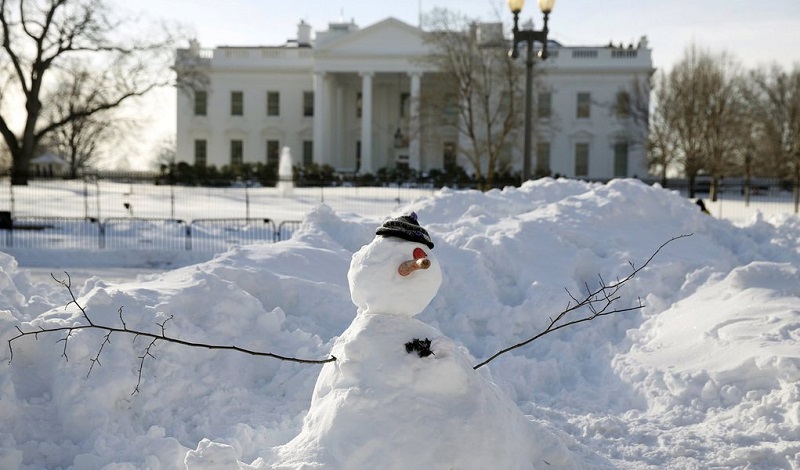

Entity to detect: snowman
[270,213,576,469]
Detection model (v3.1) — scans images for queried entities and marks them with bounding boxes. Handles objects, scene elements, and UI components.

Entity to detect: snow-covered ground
[1,178,799,469]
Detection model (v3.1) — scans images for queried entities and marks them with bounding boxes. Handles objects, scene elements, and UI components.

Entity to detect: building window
[400,92,410,117]
[303,91,314,117]
[230,139,243,166]
[537,92,551,119]
[303,140,313,166]
[614,141,629,176]
[443,142,457,170]
[443,93,459,116]
[576,92,591,119]
[535,141,550,175]
[575,143,589,176]
[194,139,207,167]
[194,90,208,116]
[615,91,631,119]
[442,93,459,125]
[267,91,280,116]
[266,140,280,166]
[231,91,244,116]
[357,92,362,118]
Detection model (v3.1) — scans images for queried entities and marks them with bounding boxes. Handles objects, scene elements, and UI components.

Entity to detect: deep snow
[1,178,799,469]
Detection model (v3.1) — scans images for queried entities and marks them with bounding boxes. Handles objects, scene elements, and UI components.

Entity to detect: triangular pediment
[316,18,429,57]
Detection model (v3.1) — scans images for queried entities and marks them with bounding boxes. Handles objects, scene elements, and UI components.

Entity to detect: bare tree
[0,138,9,169]
[619,74,652,151]
[746,64,800,211]
[153,135,177,170]
[664,48,707,197]
[41,60,135,177]
[0,0,180,185]
[653,45,746,198]
[697,53,747,201]
[420,9,525,190]
[173,38,211,102]
[648,71,680,186]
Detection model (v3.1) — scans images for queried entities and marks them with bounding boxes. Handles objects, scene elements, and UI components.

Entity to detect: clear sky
[124,0,800,71]
[111,0,800,168]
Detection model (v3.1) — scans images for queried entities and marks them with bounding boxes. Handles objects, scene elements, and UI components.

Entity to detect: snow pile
[1,178,799,469]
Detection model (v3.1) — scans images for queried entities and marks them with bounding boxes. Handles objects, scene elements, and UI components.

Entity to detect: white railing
[571,49,598,59]
[611,49,638,59]
[217,48,313,61]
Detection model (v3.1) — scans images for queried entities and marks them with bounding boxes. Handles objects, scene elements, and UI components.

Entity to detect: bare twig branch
[134,337,159,395]
[87,331,112,376]
[473,234,691,370]
[8,274,336,394]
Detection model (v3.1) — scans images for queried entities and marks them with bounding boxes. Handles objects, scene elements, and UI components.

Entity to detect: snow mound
[1,178,799,468]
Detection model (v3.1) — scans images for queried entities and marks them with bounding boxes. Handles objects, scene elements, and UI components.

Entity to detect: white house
[175,17,653,180]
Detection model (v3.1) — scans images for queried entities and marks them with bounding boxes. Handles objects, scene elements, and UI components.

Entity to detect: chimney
[297,20,312,46]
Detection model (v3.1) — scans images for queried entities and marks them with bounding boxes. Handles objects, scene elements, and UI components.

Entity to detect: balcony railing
[571,49,598,59]
[611,49,638,58]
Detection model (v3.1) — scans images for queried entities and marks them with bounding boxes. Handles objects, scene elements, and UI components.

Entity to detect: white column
[359,72,374,174]
[409,71,422,171]
[322,74,335,168]
[335,84,344,169]
[313,72,326,165]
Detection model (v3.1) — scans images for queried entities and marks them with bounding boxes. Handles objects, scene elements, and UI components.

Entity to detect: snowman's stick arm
[7,272,337,395]
[473,234,691,370]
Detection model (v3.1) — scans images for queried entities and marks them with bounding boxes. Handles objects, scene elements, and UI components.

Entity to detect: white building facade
[175,18,653,180]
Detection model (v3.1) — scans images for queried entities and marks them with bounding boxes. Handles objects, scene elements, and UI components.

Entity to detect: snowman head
[348,213,442,316]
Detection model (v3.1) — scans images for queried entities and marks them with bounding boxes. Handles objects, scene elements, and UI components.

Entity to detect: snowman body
[272,222,575,469]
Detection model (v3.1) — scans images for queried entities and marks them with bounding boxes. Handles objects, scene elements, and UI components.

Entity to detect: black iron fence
[0,173,797,252]
[0,215,301,251]
[649,177,799,221]
[0,172,433,222]
[5,216,103,249]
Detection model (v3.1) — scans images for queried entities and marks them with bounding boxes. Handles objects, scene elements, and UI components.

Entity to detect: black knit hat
[376,212,434,249]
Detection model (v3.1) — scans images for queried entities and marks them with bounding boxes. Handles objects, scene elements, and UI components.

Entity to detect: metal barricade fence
[1,216,102,249]
[276,220,302,242]
[102,218,190,251]
[0,215,301,251]
[1,174,797,251]
[189,218,277,251]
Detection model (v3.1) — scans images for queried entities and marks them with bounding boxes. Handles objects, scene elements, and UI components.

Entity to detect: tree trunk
[710,176,719,202]
[11,149,30,185]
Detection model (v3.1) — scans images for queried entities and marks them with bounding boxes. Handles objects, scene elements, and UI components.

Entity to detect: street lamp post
[507,0,555,183]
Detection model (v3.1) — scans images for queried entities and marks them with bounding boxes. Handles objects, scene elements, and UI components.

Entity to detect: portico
[311,69,424,174]
[311,18,431,174]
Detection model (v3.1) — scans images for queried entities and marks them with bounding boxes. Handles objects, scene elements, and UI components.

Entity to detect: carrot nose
[398,248,430,276]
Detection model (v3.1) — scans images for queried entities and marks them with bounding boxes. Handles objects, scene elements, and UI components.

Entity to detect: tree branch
[473,234,691,370]
[7,273,336,394]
